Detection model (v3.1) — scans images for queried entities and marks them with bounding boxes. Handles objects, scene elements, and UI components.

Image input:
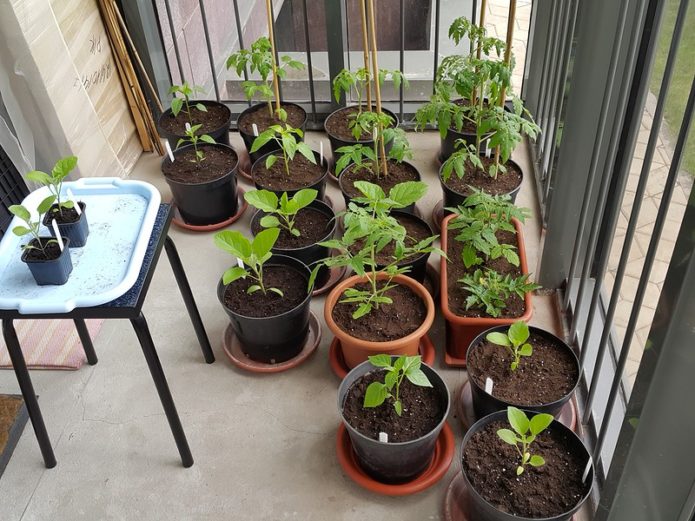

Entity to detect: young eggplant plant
[169,82,207,125]
[459,268,540,318]
[486,321,533,371]
[497,406,553,475]
[250,124,316,176]
[25,156,77,219]
[363,354,432,416]
[9,196,60,257]
[244,188,317,237]
[177,124,217,165]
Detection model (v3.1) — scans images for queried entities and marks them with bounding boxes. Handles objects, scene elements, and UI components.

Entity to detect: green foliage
[250,123,315,176]
[214,228,284,297]
[9,196,59,255]
[175,124,216,165]
[245,188,318,237]
[169,82,207,121]
[332,67,408,113]
[363,355,432,416]
[26,156,78,217]
[458,268,540,318]
[486,321,533,371]
[497,407,553,475]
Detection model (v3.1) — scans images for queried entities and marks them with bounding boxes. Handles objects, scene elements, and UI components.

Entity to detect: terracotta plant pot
[440,213,533,364]
[325,273,435,368]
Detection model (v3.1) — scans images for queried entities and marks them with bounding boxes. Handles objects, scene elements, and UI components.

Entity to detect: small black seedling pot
[239,102,308,163]
[324,106,399,165]
[251,149,330,201]
[21,237,73,286]
[158,100,233,147]
[43,202,89,247]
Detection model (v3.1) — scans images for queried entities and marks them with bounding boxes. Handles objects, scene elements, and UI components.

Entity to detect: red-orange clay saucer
[328,334,437,380]
[337,422,455,496]
[221,311,321,373]
[456,379,577,432]
[172,188,248,232]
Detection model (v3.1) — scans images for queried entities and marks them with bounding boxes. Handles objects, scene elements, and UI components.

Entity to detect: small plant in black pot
[27,156,89,247]
[214,228,313,363]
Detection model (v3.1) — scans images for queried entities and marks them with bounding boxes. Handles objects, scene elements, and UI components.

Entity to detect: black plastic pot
[461,410,593,521]
[338,358,450,484]
[239,102,308,163]
[440,126,477,163]
[158,100,233,147]
[162,143,239,225]
[324,106,399,164]
[43,202,89,247]
[22,237,73,286]
[374,211,432,284]
[217,255,312,363]
[251,149,329,200]
[250,199,336,268]
[467,326,580,420]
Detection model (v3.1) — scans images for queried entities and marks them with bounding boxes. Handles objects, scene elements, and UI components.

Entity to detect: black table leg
[164,235,215,364]
[2,319,56,468]
[130,312,193,468]
[74,319,98,365]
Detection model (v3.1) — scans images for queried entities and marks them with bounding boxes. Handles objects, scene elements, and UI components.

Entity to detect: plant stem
[494,0,516,168]
[265,0,282,114]
[471,0,487,108]
[359,0,372,111]
[367,0,388,177]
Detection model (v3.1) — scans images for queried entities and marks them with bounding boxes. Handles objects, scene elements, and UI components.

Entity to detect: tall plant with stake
[250,124,316,176]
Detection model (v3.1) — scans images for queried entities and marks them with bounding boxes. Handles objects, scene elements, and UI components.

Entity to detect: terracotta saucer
[311,264,347,297]
[444,348,468,368]
[337,422,455,496]
[456,380,578,432]
[328,334,436,380]
[172,188,248,232]
[237,151,254,182]
[221,311,321,373]
[432,200,445,234]
[423,263,440,300]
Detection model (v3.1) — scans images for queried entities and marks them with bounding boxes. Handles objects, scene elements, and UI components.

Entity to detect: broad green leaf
[387,181,427,208]
[529,413,554,436]
[292,188,317,209]
[384,370,398,389]
[406,368,432,388]
[37,196,56,215]
[265,154,279,170]
[244,190,278,212]
[8,205,30,222]
[25,170,52,185]
[259,215,280,229]
[53,156,77,178]
[394,400,403,416]
[486,331,511,347]
[519,343,533,357]
[529,455,545,467]
[507,407,530,435]
[516,466,524,476]
[247,284,262,294]
[170,97,183,117]
[393,356,406,372]
[496,428,518,446]
[12,226,31,236]
[199,134,217,144]
[363,382,389,408]
[353,181,385,201]
[61,200,75,209]
[222,266,248,285]
[368,354,393,368]
[195,103,208,112]
[252,227,280,258]
[268,287,284,297]
[214,230,252,259]
[250,130,276,153]
[296,142,317,164]
[508,321,529,346]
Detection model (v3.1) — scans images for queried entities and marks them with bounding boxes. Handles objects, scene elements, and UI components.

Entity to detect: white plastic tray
[0,178,161,314]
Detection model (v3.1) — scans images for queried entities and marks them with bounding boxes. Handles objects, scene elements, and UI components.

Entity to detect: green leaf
[496,428,518,446]
[486,331,511,347]
[352,302,372,319]
[406,368,432,388]
[507,407,530,435]
[170,97,183,117]
[529,455,545,467]
[199,134,216,144]
[353,181,385,201]
[259,215,280,229]
[292,189,317,209]
[529,413,554,436]
[222,266,248,285]
[516,466,524,476]
[247,284,262,294]
[508,321,529,346]
[214,230,253,259]
[195,103,208,112]
[244,190,278,212]
[384,370,398,389]
[8,205,30,222]
[11,226,31,236]
[394,400,403,416]
[296,142,317,164]
[363,382,389,408]
[250,129,276,153]
[368,354,393,368]
[265,154,279,170]
[25,170,52,185]
[519,343,533,357]
[268,287,284,297]
[252,227,280,258]
[37,196,57,215]
[387,181,427,208]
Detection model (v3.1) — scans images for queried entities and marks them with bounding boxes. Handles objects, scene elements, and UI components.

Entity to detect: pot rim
[250,149,329,191]
[324,105,400,144]
[158,100,233,136]
[438,156,524,197]
[21,237,71,263]
[161,143,239,186]
[42,201,87,226]
[338,159,422,199]
[237,101,308,137]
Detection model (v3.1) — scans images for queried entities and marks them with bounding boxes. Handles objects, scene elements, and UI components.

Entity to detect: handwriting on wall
[74,34,112,90]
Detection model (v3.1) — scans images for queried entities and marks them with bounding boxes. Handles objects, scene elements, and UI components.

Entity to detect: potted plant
[9,198,72,286]
[440,191,539,363]
[161,124,239,226]
[338,354,450,483]
[227,36,307,162]
[246,188,336,269]
[466,321,580,420]
[26,156,89,247]
[158,82,233,147]
[461,407,593,521]
[249,123,329,200]
[214,228,313,363]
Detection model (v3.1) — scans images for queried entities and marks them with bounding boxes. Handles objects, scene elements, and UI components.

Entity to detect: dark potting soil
[251,207,333,249]
[343,370,444,442]
[348,213,431,265]
[446,228,527,318]
[325,106,396,141]
[443,156,522,197]
[223,265,307,318]
[238,103,305,136]
[332,281,426,342]
[161,145,237,184]
[45,203,82,224]
[341,161,420,199]
[253,153,324,191]
[463,420,590,518]
[159,102,230,136]
[467,332,579,406]
[23,240,63,261]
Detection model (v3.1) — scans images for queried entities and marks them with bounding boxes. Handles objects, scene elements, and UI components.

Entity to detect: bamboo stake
[359,0,372,110]
[471,0,487,108]
[494,0,516,166]
[265,0,282,114]
[367,0,388,177]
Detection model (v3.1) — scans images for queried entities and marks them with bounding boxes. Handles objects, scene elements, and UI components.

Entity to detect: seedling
[250,123,316,176]
[363,354,432,416]
[244,188,317,237]
[333,67,407,119]
[25,156,77,218]
[459,268,540,318]
[176,124,216,165]
[486,321,533,371]
[497,406,553,475]
[9,197,60,257]
[169,82,207,125]
[214,228,283,297]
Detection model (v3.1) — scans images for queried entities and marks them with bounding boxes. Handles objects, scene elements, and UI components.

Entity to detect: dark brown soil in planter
[341,161,420,199]
[253,153,324,191]
[251,207,333,249]
[238,103,305,135]
[332,281,426,342]
[23,240,63,261]
[223,265,307,318]
[325,106,396,141]
[348,213,430,264]
[463,420,589,518]
[46,203,81,224]
[159,103,230,135]
[343,370,444,442]
[443,156,522,197]
[162,145,237,183]
[468,333,579,406]
[446,228,526,318]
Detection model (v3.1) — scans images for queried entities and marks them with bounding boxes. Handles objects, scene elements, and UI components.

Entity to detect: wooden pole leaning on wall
[265,0,282,115]
[471,0,488,108]
[495,0,516,165]
[367,0,388,176]
[360,0,372,109]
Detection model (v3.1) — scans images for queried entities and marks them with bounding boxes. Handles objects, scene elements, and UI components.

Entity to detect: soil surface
[238,103,305,136]
[348,213,431,265]
[44,203,83,224]
[253,153,324,191]
[223,265,307,318]
[463,420,590,518]
[159,101,230,136]
[443,156,522,197]
[467,332,579,406]
[325,106,396,141]
[446,228,527,318]
[162,145,237,184]
[341,161,420,199]
[0,395,23,451]
[343,370,444,442]
[252,207,333,249]
[23,239,63,261]
[332,281,426,342]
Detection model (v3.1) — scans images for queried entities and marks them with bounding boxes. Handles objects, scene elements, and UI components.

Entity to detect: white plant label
[236,258,244,268]
[67,189,82,215]
[582,457,593,482]
[165,140,175,162]
[185,122,192,132]
[51,219,64,251]
[372,128,378,141]
[378,432,388,443]
[319,141,324,164]
[484,139,492,158]
[252,123,259,136]
[485,377,494,395]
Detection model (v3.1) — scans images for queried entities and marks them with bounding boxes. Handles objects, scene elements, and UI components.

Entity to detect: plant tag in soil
[252,123,259,137]
[484,139,491,158]
[185,122,192,132]
[582,456,593,482]
[320,141,324,164]
[67,189,82,215]
[165,140,175,162]
[485,377,494,395]
[236,258,243,268]
[51,219,64,251]
[378,432,388,443]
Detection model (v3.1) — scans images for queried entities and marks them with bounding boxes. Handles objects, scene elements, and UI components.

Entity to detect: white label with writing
[51,220,64,251]
[319,141,324,164]
[252,123,259,136]
[165,140,175,162]
[378,432,388,443]
[485,377,494,395]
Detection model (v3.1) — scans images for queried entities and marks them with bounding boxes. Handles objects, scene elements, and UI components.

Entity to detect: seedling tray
[0,178,161,314]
